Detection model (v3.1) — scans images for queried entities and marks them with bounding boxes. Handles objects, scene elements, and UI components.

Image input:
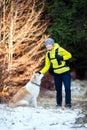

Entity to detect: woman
[39,38,72,108]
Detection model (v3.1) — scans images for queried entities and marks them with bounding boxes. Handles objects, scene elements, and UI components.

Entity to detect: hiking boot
[65,104,71,108]
[55,104,62,109]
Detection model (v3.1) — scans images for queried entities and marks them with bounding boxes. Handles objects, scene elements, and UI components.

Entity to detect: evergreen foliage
[45,0,87,78]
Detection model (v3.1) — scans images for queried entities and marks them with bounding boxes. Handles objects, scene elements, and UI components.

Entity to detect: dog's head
[30,73,44,85]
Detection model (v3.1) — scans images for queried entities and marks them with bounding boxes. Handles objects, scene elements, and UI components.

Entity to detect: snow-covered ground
[0,80,87,130]
[0,104,87,130]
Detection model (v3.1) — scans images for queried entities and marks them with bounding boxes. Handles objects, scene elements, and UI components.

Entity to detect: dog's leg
[9,102,15,108]
[32,97,37,108]
[15,100,29,107]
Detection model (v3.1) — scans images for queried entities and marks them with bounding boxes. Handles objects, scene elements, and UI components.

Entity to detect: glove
[38,72,41,74]
[56,54,63,60]
[36,71,41,74]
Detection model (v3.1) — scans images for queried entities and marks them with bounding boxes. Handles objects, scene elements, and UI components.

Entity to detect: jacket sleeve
[59,47,72,60]
[40,53,51,74]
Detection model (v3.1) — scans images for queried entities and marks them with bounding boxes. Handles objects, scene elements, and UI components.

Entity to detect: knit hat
[45,38,54,45]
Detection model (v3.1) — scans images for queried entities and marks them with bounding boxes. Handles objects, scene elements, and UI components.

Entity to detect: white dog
[9,73,43,107]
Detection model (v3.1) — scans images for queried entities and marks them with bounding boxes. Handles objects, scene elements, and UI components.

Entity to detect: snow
[0,104,87,130]
[0,80,87,130]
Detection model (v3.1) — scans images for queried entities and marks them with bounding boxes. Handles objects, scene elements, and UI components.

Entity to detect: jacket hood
[53,43,60,49]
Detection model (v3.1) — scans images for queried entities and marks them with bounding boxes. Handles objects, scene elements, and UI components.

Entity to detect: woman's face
[46,44,53,51]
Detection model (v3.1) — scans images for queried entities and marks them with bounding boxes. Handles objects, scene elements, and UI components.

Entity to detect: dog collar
[31,82,40,87]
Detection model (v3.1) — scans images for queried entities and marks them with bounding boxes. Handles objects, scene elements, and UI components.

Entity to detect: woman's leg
[54,73,62,106]
[62,71,71,107]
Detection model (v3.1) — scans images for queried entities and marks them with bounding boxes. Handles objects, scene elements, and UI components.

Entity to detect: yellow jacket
[40,43,72,74]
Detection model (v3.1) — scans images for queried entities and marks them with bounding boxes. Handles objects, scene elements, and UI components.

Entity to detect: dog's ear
[32,72,35,75]
[34,74,36,79]
[32,72,37,77]
[30,73,36,82]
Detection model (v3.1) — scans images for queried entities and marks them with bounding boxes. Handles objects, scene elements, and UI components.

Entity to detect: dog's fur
[9,73,43,107]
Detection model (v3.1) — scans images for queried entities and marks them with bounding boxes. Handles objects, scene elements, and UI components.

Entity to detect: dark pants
[53,71,71,107]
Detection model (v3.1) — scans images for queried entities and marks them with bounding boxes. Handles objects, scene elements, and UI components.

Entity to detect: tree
[0,0,49,99]
[45,0,87,79]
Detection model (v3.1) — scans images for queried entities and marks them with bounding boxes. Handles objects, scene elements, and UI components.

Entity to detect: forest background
[0,0,87,101]
[45,0,87,80]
